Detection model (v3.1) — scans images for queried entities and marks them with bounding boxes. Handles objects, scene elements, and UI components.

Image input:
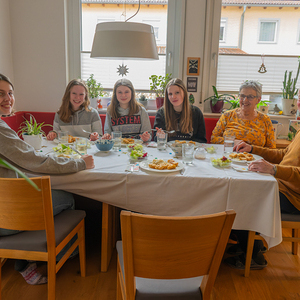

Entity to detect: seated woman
[153,78,206,143]
[211,80,275,148]
[102,78,151,142]
[0,74,94,284]
[225,129,300,270]
[47,79,102,141]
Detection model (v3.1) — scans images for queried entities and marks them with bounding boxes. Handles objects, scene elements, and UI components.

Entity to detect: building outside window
[219,18,227,42]
[258,19,278,43]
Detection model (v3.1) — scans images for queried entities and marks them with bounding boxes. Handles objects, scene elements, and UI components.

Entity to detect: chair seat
[116,241,203,300]
[0,210,86,252]
[281,213,300,222]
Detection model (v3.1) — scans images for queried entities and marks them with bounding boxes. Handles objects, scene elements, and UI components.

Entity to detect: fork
[151,129,175,134]
[82,129,92,135]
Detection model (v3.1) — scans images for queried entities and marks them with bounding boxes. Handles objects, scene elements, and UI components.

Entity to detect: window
[219,18,226,42]
[258,20,278,43]
[298,19,300,43]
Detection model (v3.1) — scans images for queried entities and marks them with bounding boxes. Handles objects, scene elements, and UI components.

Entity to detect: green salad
[128,144,147,160]
[206,145,216,154]
[211,156,231,167]
[53,144,77,155]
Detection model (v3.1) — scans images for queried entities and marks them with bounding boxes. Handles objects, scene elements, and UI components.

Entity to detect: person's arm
[210,113,227,144]
[47,113,60,140]
[153,108,166,141]
[139,107,152,142]
[263,117,276,149]
[90,109,103,137]
[192,106,206,143]
[103,112,112,135]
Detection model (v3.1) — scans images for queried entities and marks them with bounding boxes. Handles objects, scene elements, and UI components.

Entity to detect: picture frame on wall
[187,57,200,76]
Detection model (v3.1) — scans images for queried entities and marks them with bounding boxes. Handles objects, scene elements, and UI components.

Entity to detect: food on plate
[148,159,179,170]
[52,144,79,158]
[173,140,196,147]
[122,138,135,144]
[229,152,254,161]
[211,156,231,167]
[206,145,216,154]
[128,144,147,159]
[68,135,79,143]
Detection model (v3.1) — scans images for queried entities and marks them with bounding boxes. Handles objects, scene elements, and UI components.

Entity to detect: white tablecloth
[40,141,282,248]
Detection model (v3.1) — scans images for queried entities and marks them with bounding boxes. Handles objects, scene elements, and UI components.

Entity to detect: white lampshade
[90,22,159,60]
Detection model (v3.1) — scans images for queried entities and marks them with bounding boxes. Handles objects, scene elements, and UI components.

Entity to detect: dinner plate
[139,161,184,173]
[49,151,81,159]
[53,138,93,148]
[167,140,202,148]
[232,165,248,172]
[121,138,143,147]
[229,153,263,164]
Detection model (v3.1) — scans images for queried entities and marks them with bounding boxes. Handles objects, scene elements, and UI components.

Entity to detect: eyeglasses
[239,94,258,101]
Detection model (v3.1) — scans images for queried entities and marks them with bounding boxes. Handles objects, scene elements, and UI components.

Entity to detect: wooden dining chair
[116,210,236,300]
[0,176,86,300]
[281,213,300,255]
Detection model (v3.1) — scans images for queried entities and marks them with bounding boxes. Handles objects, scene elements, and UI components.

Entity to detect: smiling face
[167,85,185,112]
[116,85,132,109]
[69,85,86,111]
[239,87,260,114]
[0,80,15,116]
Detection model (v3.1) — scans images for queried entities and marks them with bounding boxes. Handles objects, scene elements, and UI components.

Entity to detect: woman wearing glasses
[211,80,275,148]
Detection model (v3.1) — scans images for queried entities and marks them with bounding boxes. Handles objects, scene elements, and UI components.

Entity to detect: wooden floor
[1,229,300,300]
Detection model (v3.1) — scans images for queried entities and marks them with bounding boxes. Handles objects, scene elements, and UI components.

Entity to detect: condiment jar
[194,147,206,160]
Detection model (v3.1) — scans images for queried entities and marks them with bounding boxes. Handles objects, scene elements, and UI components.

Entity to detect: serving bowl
[95,139,114,151]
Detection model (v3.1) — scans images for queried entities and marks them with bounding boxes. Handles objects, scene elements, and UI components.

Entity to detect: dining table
[39,140,282,272]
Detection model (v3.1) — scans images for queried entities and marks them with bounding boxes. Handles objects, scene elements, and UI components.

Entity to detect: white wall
[8,0,68,112]
[0,0,14,81]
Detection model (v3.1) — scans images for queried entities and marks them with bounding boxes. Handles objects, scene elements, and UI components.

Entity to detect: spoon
[82,129,92,135]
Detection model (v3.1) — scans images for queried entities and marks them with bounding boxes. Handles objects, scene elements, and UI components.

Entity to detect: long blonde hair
[58,79,90,123]
[164,78,192,134]
[108,78,141,120]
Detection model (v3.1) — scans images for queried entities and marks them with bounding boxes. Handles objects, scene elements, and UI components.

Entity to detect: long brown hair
[58,79,90,123]
[164,78,192,134]
[108,78,141,120]
[0,74,14,90]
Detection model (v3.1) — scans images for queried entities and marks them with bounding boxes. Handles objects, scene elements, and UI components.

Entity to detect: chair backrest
[121,210,236,299]
[0,176,54,233]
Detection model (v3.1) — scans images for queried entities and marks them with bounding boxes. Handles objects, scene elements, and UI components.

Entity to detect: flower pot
[210,100,224,113]
[139,100,148,109]
[281,98,297,115]
[90,97,98,109]
[22,133,43,150]
[156,97,164,109]
[259,105,269,114]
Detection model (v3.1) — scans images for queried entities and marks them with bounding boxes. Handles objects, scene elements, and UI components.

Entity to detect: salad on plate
[211,156,231,168]
[127,144,148,160]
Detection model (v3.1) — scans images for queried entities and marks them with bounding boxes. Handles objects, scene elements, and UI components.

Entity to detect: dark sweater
[153,105,206,143]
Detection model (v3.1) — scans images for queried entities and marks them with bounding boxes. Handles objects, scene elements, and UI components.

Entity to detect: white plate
[53,138,93,148]
[167,140,202,148]
[232,165,248,172]
[229,153,263,164]
[139,161,184,173]
[49,152,81,159]
[121,139,143,147]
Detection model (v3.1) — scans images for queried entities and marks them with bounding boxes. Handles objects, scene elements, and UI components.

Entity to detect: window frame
[258,18,279,44]
[297,19,300,44]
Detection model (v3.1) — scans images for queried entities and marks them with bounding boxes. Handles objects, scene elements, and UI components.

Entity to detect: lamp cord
[125,0,140,22]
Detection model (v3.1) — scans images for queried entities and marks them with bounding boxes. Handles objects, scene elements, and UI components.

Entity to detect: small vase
[259,105,269,114]
[210,100,224,113]
[281,98,297,115]
[156,97,164,109]
[22,133,43,150]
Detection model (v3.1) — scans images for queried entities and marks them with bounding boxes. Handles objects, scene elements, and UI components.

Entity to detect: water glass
[224,135,235,153]
[58,131,69,144]
[182,143,194,164]
[75,138,87,155]
[157,132,168,150]
[112,131,122,151]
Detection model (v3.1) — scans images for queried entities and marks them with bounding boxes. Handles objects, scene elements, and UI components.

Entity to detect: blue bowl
[95,139,114,151]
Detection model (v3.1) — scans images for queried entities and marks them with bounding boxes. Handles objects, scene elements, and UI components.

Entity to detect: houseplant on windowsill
[138,94,148,109]
[18,114,52,150]
[257,100,270,114]
[149,73,172,109]
[86,74,104,109]
[281,57,300,115]
[204,86,236,113]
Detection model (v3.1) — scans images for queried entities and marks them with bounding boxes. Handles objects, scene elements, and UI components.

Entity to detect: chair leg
[244,231,255,277]
[78,222,86,277]
[0,261,2,300]
[48,258,56,300]
[292,229,299,255]
[117,256,125,300]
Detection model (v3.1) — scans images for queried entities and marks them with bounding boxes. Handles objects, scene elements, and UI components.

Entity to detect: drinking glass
[224,135,235,153]
[75,138,87,155]
[194,147,206,160]
[112,131,122,151]
[157,132,168,150]
[58,131,69,144]
[182,143,194,164]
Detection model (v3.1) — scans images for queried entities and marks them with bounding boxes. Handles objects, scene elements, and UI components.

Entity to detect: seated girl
[154,78,206,143]
[102,79,151,142]
[47,79,102,141]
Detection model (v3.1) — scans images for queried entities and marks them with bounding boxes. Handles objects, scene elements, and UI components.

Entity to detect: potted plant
[204,86,236,113]
[281,57,300,115]
[149,73,172,109]
[138,94,148,109]
[18,114,51,150]
[257,99,270,114]
[86,74,104,109]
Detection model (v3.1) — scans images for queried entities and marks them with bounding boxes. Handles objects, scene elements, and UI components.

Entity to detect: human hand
[156,127,166,138]
[140,131,150,142]
[89,132,99,141]
[102,133,111,140]
[234,141,252,153]
[47,131,57,141]
[248,159,275,175]
[82,154,95,169]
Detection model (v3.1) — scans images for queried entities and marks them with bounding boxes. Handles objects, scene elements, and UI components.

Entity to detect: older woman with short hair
[211,80,276,148]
